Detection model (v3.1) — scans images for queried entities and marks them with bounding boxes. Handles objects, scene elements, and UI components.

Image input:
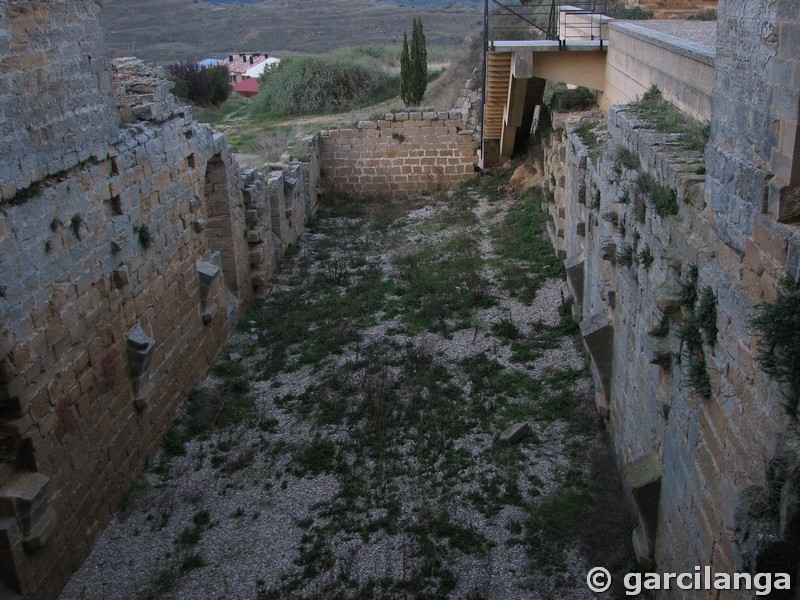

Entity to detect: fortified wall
[540,0,800,592]
[0,2,319,597]
[319,112,479,198]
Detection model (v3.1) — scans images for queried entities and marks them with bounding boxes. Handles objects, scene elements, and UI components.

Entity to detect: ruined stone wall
[540,1,800,589]
[542,102,800,596]
[0,0,117,200]
[0,5,319,597]
[319,111,478,198]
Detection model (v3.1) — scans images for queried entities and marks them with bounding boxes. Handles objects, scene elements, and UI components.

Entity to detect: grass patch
[637,172,678,217]
[493,189,564,301]
[632,86,710,151]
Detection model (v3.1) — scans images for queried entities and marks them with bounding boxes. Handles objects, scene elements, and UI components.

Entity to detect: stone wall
[0,6,319,596]
[0,0,117,201]
[542,101,800,596]
[540,0,800,587]
[319,111,479,198]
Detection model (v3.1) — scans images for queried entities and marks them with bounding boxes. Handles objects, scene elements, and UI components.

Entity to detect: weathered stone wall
[0,1,117,200]
[319,111,478,198]
[542,101,800,596]
[0,6,319,597]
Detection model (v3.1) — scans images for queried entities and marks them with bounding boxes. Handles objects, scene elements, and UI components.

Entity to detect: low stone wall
[319,111,479,198]
[541,105,800,587]
[0,57,318,598]
[603,21,715,121]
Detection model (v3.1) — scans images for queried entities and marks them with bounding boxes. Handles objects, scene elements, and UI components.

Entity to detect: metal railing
[487,1,609,46]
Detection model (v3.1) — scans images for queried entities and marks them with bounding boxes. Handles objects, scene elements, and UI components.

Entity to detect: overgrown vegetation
[687,9,717,21]
[676,266,716,398]
[637,172,678,217]
[574,120,599,148]
[752,276,800,416]
[608,6,653,19]
[252,55,393,116]
[632,86,710,151]
[168,62,231,106]
[84,165,633,599]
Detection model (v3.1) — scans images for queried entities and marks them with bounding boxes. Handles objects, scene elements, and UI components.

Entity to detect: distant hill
[100,0,482,64]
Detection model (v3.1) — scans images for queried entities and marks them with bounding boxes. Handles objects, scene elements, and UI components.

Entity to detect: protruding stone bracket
[653,282,683,320]
[580,313,614,408]
[197,261,221,324]
[624,453,662,569]
[564,257,584,314]
[126,323,156,411]
[0,472,56,556]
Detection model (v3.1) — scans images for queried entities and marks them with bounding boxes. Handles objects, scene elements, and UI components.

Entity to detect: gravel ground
[60,176,626,600]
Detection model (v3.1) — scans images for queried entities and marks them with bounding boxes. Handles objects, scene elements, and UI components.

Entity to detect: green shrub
[633,86,710,151]
[687,9,717,21]
[252,56,392,116]
[637,172,678,217]
[752,276,800,416]
[168,62,231,105]
[608,6,653,19]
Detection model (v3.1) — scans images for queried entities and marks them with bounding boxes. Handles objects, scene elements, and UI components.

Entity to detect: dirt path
[60,174,629,599]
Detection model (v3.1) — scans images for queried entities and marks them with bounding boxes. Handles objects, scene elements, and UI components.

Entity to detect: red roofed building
[233,77,259,98]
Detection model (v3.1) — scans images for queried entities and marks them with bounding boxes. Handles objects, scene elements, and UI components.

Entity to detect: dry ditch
[60,165,634,600]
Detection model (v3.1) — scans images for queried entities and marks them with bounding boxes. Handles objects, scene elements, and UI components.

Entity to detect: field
[101,0,483,64]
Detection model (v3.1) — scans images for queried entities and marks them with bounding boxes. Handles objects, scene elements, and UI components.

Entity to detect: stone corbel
[580,313,614,412]
[0,472,56,556]
[197,261,221,324]
[624,453,663,570]
[126,323,156,411]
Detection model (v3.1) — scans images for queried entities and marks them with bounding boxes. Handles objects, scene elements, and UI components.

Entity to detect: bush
[608,6,653,19]
[168,62,231,106]
[252,56,392,116]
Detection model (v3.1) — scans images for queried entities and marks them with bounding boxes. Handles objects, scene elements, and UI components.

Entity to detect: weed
[609,6,653,19]
[687,8,717,20]
[616,243,635,267]
[632,86,710,151]
[637,172,678,217]
[649,315,670,338]
[574,120,599,148]
[751,275,800,416]
[391,132,405,142]
[180,552,205,573]
[118,479,150,514]
[50,218,61,232]
[491,318,521,341]
[524,469,593,573]
[44,240,52,253]
[616,147,640,171]
[135,224,155,249]
[633,194,646,223]
[678,265,699,308]
[696,286,718,345]
[637,245,654,267]
[70,214,83,239]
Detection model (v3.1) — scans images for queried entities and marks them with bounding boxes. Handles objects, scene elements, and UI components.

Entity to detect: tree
[400,31,412,105]
[400,17,427,106]
[167,62,231,106]
[410,16,427,105]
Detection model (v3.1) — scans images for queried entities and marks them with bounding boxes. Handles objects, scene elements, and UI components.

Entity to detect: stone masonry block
[580,313,614,401]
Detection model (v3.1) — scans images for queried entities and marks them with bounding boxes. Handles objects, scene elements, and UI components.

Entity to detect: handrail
[487,1,609,47]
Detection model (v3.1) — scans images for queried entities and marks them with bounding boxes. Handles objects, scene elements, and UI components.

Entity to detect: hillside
[100,0,483,64]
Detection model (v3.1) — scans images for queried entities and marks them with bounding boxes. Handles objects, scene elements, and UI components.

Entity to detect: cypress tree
[409,17,427,106]
[400,31,411,105]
